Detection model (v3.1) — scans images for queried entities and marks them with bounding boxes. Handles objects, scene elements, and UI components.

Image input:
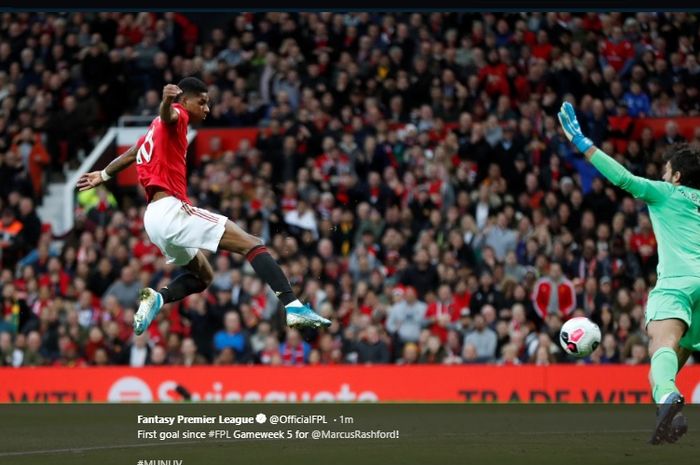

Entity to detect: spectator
[279,328,310,365]
[469,271,505,314]
[386,285,427,347]
[532,262,577,321]
[93,347,110,366]
[400,249,440,300]
[84,327,106,364]
[0,208,24,268]
[498,343,522,366]
[211,255,233,292]
[39,256,71,298]
[599,333,620,363]
[461,343,479,364]
[10,128,50,197]
[626,342,649,365]
[658,120,686,149]
[482,212,518,261]
[425,284,461,343]
[258,335,281,365]
[88,257,119,297]
[356,325,391,364]
[599,26,635,76]
[214,347,236,365]
[533,345,553,366]
[22,330,45,366]
[396,342,420,365]
[54,335,86,367]
[125,332,151,368]
[623,82,651,117]
[104,320,126,364]
[213,311,251,363]
[463,314,497,362]
[16,198,41,251]
[284,199,318,240]
[103,267,141,309]
[46,95,89,170]
[419,334,447,364]
[2,282,31,333]
[148,345,168,366]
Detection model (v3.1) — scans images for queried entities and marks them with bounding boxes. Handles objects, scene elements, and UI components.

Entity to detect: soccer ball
[559,317,601,357]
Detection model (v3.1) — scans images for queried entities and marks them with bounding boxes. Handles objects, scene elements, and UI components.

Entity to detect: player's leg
[646,318,687,444]
[666,293,700,443]
[218,220,294,305]
[647,277,700,444]
[664,346,691,443]
[135,198,215,335]
[159,251,213,303]
[648,318,686,403]
[649,345,693,397]
[217,219,330,328]
[134,251,212,335]
[648,345,692,444]
[644,280,693,445]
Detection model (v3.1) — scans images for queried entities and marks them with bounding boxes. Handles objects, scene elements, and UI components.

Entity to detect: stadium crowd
[2,11,700,367]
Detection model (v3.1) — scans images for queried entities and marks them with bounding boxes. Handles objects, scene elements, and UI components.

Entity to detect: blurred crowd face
[224,312,241,333]
[549,263,563,282]
[27,331,41,352]
[402,343,419,363]
[286,329,301,348]
[405,286,418,303]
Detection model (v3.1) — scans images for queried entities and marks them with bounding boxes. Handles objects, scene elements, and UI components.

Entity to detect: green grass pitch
[0,404,697,465]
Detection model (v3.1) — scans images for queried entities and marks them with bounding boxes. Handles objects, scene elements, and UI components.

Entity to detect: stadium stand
[2,12,700,367]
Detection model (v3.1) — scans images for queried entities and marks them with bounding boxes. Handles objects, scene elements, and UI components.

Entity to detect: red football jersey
[135,103,191,203]
[600,39,634,72]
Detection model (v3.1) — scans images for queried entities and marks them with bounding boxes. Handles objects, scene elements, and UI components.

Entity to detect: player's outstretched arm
[557,101,599,160]
[76,144,138,192]
[557,102,667,203]
[159,84,182,125]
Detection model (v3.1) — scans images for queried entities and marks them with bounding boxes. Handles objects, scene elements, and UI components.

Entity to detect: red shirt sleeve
[173,103,190,131]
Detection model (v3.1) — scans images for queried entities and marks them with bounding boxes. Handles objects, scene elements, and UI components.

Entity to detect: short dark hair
[176,77,207,99]
[664,143,700,190]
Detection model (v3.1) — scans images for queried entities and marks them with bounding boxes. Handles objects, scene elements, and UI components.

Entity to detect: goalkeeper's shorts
[645,276,700,352]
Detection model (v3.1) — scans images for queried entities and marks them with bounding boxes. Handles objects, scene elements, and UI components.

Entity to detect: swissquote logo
[108,376,154,402]
[106,376,379,402]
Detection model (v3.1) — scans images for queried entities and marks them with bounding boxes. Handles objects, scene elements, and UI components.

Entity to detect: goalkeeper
[558,102,700,445]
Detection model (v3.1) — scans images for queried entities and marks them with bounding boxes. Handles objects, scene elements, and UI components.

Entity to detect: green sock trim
[651,347,679,403]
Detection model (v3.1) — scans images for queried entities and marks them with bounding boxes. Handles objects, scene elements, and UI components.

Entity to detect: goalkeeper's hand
[557,102,594,153]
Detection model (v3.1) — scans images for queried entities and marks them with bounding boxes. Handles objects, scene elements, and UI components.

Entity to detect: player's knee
[648,333,679,355]
[201,267,214,288]
[197,260,214,288]
[221,229,263,255]
[245,234,264,251]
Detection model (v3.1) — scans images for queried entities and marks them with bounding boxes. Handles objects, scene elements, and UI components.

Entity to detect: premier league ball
[559,317,601,357]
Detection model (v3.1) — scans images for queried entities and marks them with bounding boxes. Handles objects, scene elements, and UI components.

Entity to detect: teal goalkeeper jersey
[590,149,700,279]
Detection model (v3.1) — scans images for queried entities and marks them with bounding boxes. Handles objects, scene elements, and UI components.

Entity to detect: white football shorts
[143,196,227,266]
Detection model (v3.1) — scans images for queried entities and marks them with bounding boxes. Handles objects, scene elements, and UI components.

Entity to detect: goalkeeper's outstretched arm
[557,102,667,204]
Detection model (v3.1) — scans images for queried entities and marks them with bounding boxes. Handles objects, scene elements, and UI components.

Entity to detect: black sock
[246,245,296,306]
[159,273,208,304]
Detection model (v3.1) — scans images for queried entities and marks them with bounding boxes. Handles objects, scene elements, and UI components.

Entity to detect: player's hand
[76,171,103,191]
[557,102,593,153]
[162,84,182,103]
